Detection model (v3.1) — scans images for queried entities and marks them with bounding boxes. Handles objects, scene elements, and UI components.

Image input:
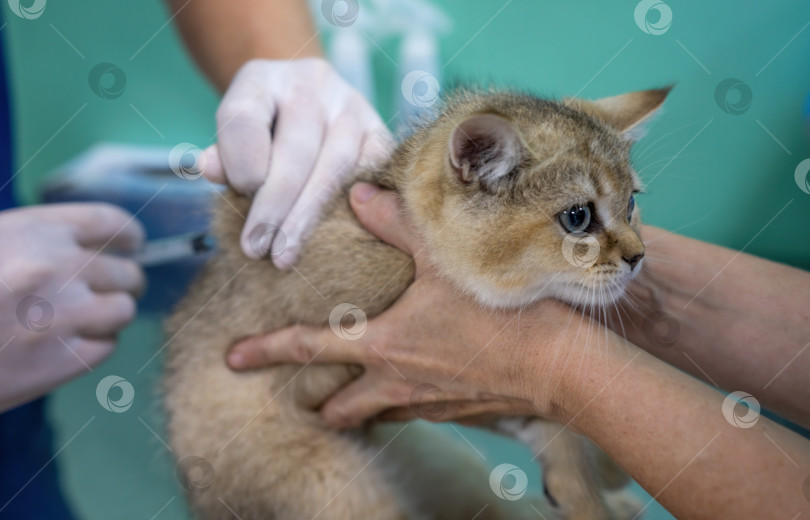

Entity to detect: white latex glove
[0,203,145,412]
[204,57,394,269]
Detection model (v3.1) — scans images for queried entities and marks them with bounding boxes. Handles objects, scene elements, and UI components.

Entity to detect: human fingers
[377,400,529,425]
[37,203,145,254]
[320,376,411,429]
[65,337,118,372]
[201,145,226,184]
[348,183,416,256]
[271,116,364,268]
[84,255,145,297]
[227,324,364,370]
[240,103,327,259]
[215,76,275,195]
[73,293,137,338]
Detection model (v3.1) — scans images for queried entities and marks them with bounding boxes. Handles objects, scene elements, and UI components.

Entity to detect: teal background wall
[3,0,809,518]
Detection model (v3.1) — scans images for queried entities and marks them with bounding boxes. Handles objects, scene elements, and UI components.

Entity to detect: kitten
[164,85,669,520]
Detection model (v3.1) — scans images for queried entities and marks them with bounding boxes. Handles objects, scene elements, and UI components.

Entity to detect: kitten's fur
[165,86,669,520]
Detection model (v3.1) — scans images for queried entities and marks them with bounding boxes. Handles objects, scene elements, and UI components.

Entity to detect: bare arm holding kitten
[230,182,810,520]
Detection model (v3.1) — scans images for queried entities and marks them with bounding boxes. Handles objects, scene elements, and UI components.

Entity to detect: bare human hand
[227,183,594,428]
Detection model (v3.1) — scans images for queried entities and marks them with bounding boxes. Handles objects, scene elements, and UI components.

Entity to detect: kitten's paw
[603,489,643,520]
[486,492,558,520]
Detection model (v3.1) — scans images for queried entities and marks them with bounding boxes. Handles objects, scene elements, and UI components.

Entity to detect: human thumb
[349,183,415,256]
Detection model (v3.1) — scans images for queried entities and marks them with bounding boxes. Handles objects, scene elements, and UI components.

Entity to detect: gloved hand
[204,57,393,269]
[0,203,145,412]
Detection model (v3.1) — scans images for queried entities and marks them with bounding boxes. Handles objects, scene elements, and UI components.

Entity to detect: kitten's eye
[627,195,635,222]
[559,204,591,233]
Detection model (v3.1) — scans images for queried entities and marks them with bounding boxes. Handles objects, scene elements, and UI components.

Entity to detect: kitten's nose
[623,252,644,269]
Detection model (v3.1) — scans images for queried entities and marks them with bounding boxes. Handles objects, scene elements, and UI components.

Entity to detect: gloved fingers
[356,121,396,170]
[201,145,226,184]
[33,203,145,254]
[240,103,327,259]
[73,293,137,338]
[84,255,145,297]
[61,336,118,373]
[215,78,276,195]
[271,115,364,268]
[64,203,146,253]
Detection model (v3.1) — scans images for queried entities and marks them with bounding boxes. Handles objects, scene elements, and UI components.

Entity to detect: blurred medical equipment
[316,0,451,125]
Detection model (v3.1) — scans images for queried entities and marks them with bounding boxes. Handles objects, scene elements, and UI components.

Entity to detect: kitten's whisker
[558,283,592,394]
[634,120,701,162]
[645,244,697,259]
[619,285,647,312]
[640,173,692,181]
[617,299,639,329]
[600,282,610,364]
[516,294,527,335]
[643,252,689,263]
[615,299,639,345]
[555,288,584,375]
[636,148,701,173]
[596,281,606,363]
[577,284,598,380]
[550,283,589,391]
[636,153,704,192]
[643,213,714,245]
[607,282,632,347]
[613,299,628,342]
[614,293,647,332]
[635,154,679,174]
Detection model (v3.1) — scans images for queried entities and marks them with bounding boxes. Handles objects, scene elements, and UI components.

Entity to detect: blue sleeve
[0,13,13,211]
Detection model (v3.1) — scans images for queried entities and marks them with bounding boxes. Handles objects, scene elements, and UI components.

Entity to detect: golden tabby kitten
[164,86,669,520]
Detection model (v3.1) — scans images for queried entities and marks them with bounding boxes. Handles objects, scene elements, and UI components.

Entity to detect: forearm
[168,0,322,91]
[618,225,810,427]
[553,336,810,520]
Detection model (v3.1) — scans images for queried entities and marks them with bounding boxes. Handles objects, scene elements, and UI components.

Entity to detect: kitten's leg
[590,446,630,490]
[497,417,640,520]
[167,363,414,520]
[590,446,642,520]
[370,421,555,520]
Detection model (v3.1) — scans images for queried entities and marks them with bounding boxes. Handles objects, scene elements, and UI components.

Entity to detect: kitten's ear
[570,86,672,142]
[449,113,523,185]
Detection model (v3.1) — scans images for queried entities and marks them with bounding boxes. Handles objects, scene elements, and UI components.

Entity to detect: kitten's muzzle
[623,252,644,269]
